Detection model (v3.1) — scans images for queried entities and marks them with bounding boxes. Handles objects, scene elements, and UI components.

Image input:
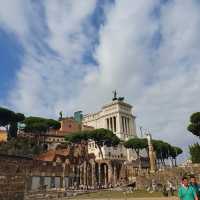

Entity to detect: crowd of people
[178,175,200,200]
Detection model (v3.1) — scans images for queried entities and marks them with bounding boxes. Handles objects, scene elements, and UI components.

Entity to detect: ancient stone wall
[0,155,64,200]
[136,165,200,191]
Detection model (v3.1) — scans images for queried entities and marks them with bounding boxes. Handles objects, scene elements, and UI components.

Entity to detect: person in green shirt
[178,176,198,200]
[190,175,200,200]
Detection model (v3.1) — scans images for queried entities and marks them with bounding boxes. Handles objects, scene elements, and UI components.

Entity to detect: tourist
[178,176,198,200]
[190,175,200,199]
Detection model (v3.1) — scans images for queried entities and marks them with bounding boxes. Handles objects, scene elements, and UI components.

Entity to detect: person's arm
[178,188,183,199]
[192,188,198,200]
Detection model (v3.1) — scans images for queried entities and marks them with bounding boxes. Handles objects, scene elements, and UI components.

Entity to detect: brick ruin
[0,143,149,200]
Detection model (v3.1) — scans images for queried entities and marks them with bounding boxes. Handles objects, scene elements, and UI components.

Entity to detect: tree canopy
[152,139,183,166]
[189,143,200,163]
[0,107,25,127]
[124,138,148,156]
[23,116,61,133]
[65,128,120,158]
[0,107,25,138]
[187,112,200,138]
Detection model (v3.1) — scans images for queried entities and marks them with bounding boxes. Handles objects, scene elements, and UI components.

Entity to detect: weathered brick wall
[136,165,200,190]
[0,155,64,200]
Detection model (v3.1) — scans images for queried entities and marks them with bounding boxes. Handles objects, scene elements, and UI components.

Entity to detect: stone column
[113,165,117,187]
[147,134,156,173]
[76,165,80,188]
[98,163,101,187]
[104,165,107,187]
[80,166,83,186]
[83,162,87,188]
[107,164,112,187]
[91,163,96,189]
[61,163,66,188]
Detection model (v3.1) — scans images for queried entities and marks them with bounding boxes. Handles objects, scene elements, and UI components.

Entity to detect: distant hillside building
[0,129,7,143]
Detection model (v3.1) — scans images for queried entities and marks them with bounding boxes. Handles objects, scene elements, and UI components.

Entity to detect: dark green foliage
[124,138,148,156]
[8,122,18,138]
[0,107,25,126]
[0,137,43,156]
[65,128,120,146]
[65,128,120,159]
[0,107,25,138]
[152,140,171,160]
[189,143,200,163]
[0,107,15,126]
[65,130,89,143]
[24,116,61,133]
[90,129,120,147]
[187,112,200,138]
[151,140,182,166]
[169,146,183,159]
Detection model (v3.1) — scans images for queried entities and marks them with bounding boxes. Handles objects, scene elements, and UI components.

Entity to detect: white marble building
[83,97,138,161]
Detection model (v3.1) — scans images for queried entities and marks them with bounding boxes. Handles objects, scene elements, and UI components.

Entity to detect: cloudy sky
[0,0,199,161]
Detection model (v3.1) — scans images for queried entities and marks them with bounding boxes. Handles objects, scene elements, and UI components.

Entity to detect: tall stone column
[147,134,156,173]
[61,163,66,188]
[91,162,96,189]
[98,163,101,187]
[113,165,117,187]
[107,164,112,187]
[104,165,107,187]
[83,162,87,188]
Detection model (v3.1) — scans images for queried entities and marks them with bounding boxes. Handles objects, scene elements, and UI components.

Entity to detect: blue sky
[0,29,23,100]
[0,0,200,161]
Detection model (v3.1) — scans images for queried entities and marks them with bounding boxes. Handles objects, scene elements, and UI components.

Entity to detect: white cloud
[0,0,30,38]
[0,0,200,160]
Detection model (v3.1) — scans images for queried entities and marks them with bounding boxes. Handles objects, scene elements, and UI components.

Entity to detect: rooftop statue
[112,90,125,101]
[112,90,118,101]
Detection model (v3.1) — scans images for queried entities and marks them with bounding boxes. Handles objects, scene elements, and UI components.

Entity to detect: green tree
[0,107,15,127]
[152,140,171,166]
[124,138,148,158]
[89,129,120,158]
[23,116,61,148]
[0,107,25,138]
[187,112,200,138]
[8,113,25,138]
[24,117,61,133]
[189,143,200,163]
[169,146,183,166]
[65,128,120,159]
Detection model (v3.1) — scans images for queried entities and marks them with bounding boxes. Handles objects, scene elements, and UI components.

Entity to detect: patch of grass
[71,190,163,199]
